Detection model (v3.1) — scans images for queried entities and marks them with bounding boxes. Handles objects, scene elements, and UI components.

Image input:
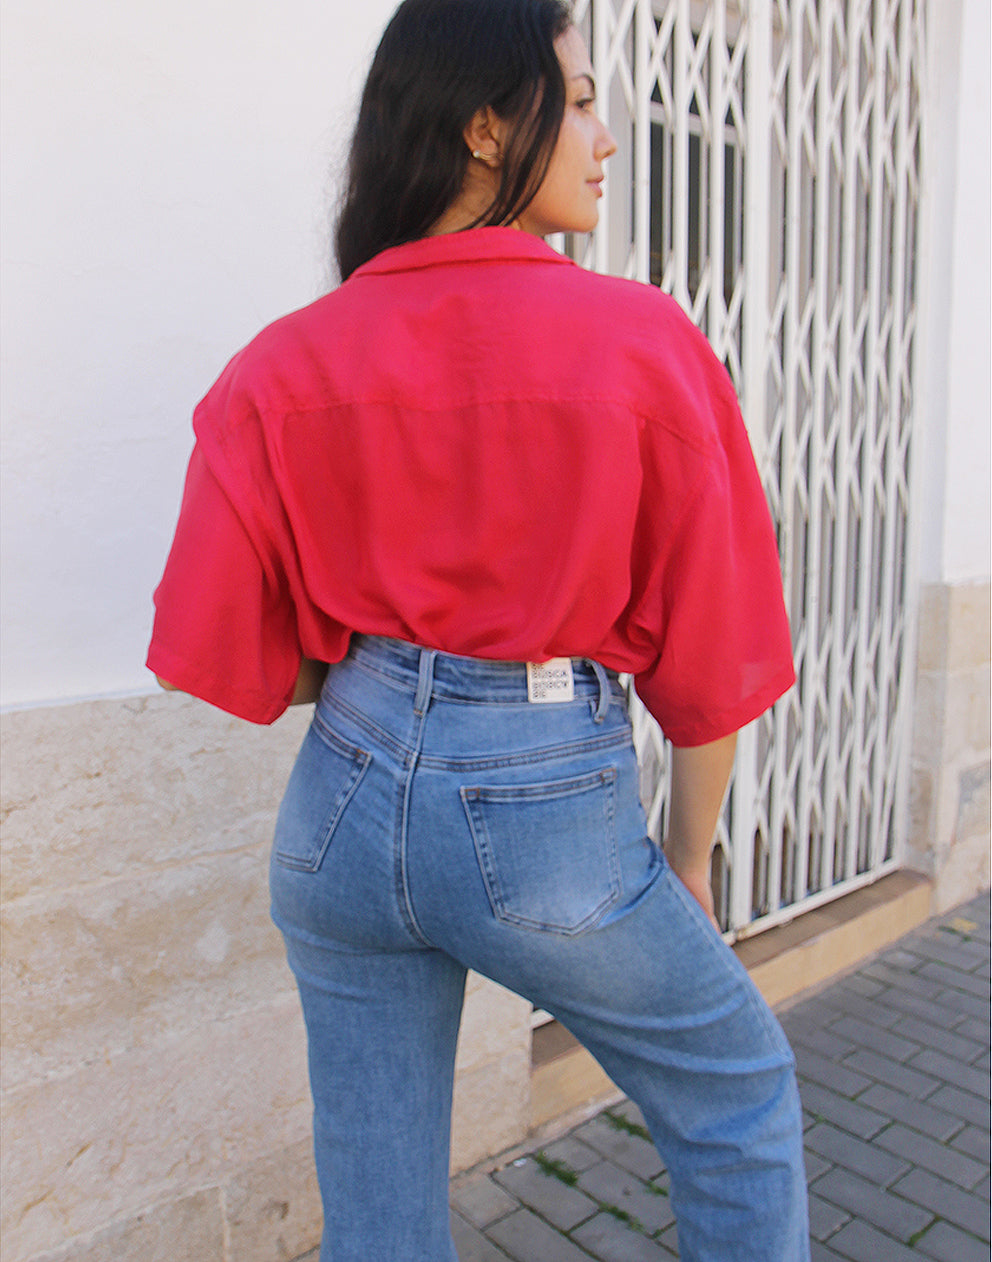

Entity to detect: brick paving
[448,893,990,1261]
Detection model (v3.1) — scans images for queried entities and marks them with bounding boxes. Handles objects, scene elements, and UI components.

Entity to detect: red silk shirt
[147,228,795,744]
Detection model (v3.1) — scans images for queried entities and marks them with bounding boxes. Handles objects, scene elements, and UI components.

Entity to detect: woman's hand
[665,849,720,929]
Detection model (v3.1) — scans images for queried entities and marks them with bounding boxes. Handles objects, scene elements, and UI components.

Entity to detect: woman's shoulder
[564,263,690,320]
[200,285,362,414]
[562,268,736,416]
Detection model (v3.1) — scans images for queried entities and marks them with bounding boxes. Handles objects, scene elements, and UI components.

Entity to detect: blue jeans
[270,636,809,1261]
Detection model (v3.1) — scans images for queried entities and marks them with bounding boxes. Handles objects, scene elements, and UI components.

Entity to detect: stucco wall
[907,0,992,908]
[1,693,533,1260]
[916,0,991,587]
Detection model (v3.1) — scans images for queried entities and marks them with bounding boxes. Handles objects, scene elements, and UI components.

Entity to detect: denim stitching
[323,690,634,771]
[393,652,436,948]
[273,730,372,872]
[348,645,624,707]
[460,768,620,935]
[419,730,631,771]
[322,692,414,764]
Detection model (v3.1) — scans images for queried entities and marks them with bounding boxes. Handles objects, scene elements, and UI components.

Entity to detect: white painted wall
[1,0,396,708]
[918,0,992,586]
[942,0,991,583]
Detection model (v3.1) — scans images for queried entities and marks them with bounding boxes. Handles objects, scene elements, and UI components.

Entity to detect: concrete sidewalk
[447,893,990,1262]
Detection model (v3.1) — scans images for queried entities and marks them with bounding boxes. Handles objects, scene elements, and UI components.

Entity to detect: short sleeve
[146,441,302,724]
[632,379,796,746]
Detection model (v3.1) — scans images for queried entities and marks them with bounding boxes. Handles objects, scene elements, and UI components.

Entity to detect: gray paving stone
[575,1161,675,1234]
[796,992,861,1023]
[654,1222,679,1255]
[610,1100,649,1131]
[952,935,992,960]
[572,1115,665,1181]
[951,1123,992,1162]
[541,1136,605,1174]
[914,1218,991,1262]
[908,1047,989,1100]
[485,1207,596,1262]
[878,945,928,970]
[873,1121,988,1188]
[803,1122,911,1186]
[890,1167,991,1241]
[904,934,988,973]
[803,1149,834,1182]
[955,1016,991,1044]
[824,1218,932,1261]
[807,1190,851,1241]
[889,1014,987,1062]
[840,1049,939,1098]
[941,924,992,950]
[929,989,989,1022]
[452,1176,522,1228]
[810,1241,846,1260]
[854,1083,965,1142]
[918,960,990,998]
[795,1047,875,1097]
[926,1082,992,1126]
[809,1165,932,1241]
[860,961,944,999]
[797,1079,889,1139]
[493,1159,599,1231]
[870,984,983,1029]
[823,992,910,1030]
[451,1210,516,1261]
[570,1211,672,1261]
[842,973,886,999]
[785,1020,862,1059]
[828,1017,921,1062]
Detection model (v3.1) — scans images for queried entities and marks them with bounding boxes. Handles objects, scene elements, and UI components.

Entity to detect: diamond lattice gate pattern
[565,0,925,936]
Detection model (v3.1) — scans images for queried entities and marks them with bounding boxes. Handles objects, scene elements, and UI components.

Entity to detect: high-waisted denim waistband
[346,635,622,720]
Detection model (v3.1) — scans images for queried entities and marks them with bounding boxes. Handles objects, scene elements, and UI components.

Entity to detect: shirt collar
[352,226,577,278]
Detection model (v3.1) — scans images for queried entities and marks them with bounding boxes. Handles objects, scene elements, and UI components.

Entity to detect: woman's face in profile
[516,26,618,238]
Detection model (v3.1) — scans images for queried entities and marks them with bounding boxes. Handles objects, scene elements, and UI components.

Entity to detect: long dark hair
[335,0,573,281]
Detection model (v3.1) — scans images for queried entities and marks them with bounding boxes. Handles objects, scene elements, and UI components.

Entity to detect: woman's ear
[463,106,503,166]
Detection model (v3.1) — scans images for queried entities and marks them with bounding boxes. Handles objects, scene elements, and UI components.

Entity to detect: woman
[148,1,810,1257]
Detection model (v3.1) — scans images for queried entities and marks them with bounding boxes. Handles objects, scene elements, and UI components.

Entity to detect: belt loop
[589,659,610,723]
[414,647,437,716]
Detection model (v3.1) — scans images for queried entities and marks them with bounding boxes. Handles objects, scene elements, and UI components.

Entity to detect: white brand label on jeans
[526,658,575,703]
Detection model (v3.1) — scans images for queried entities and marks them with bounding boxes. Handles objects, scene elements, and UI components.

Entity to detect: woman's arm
[155,658,329,707]
[663,732,738,927]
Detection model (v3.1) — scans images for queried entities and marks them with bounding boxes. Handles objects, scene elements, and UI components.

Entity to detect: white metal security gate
[567,0,925,936]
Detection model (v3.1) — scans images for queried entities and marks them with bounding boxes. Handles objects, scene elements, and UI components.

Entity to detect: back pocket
[460,768,620,934]
[273,720,370,872]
